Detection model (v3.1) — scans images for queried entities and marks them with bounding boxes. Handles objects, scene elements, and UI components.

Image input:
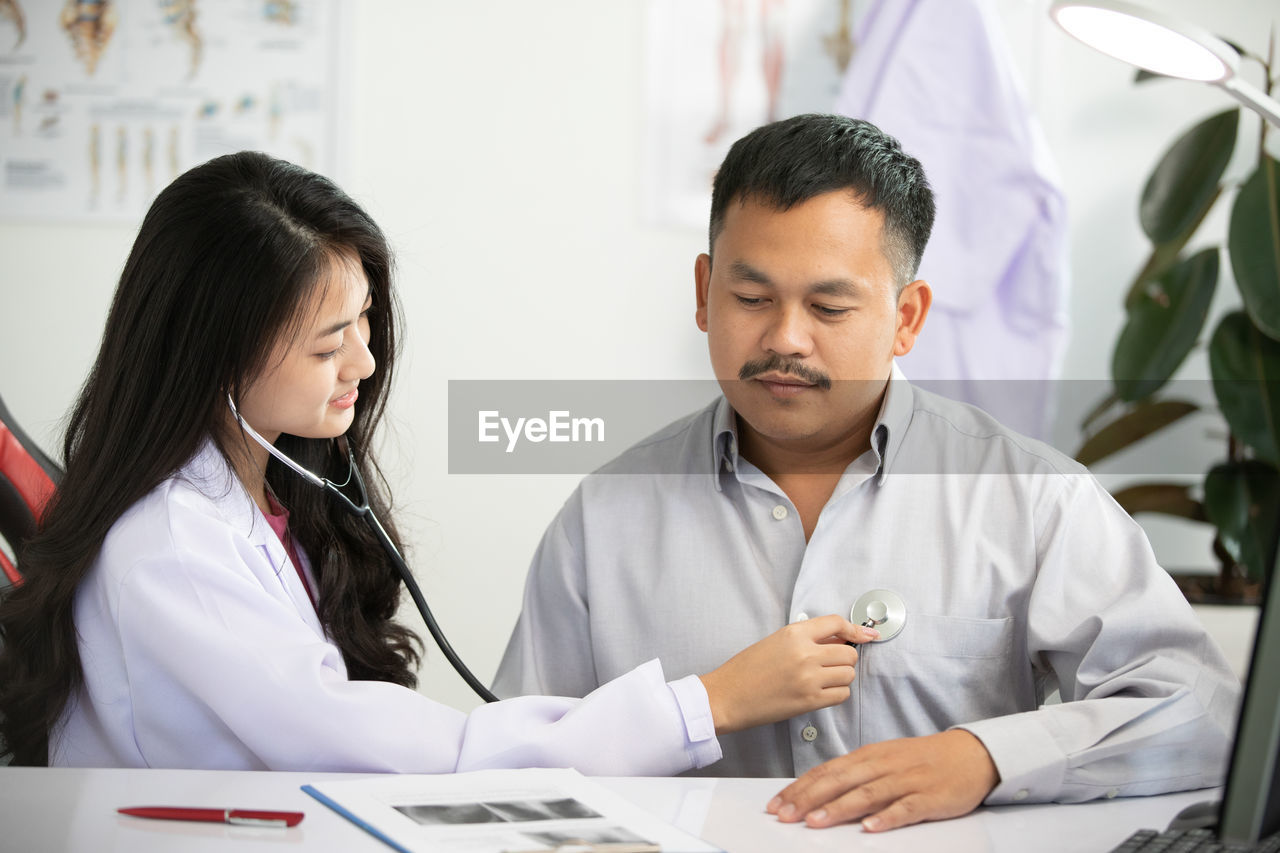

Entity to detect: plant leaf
[1111,248,1219,401]
[1139,109,1238,245]
[1209,311,1280,464]
[1124,240,1196,310]
[1219,38,1247,58]
[1111,483,1206,521]
[1204,460,1280,582]
[1080,391,1119,434]
[1074,400,1200,467]
[1229,157,1280,341]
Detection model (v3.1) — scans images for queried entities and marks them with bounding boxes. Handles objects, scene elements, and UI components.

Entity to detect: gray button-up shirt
[494,370,1238,804]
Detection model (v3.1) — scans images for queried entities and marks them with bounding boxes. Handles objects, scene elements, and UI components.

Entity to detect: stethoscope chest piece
[851,588,907,642]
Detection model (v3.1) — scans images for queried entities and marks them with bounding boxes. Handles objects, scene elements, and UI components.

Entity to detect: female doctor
[0,151,871,771]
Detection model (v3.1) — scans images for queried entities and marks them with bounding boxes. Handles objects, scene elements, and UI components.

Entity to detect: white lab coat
[833,0,1070,439]
[51,440,719,773]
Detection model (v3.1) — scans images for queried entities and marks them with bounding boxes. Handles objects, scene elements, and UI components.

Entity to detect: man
[494,114,1238,832]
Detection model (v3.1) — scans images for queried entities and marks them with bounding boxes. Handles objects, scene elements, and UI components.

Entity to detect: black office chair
[0,392,61,591]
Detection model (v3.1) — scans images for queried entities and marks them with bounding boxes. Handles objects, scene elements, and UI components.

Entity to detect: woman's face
[236,250,375,446]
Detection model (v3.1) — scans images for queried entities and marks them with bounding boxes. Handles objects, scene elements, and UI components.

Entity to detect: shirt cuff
[667,674,722,769]
[953,712,1066,805]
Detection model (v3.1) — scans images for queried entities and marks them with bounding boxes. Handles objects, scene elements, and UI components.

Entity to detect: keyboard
[1111,827,1280,852]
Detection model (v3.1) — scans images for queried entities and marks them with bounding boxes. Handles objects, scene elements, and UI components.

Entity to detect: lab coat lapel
[181,440,327,639]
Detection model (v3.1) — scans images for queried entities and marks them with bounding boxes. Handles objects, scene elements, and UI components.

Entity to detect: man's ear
[893,280,931,357]
[695,253,712,333]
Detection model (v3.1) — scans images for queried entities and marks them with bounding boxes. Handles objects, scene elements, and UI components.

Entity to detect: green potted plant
[1075,44,1279,604]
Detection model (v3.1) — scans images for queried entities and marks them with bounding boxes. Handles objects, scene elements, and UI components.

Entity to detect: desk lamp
[1049,0,1280,127]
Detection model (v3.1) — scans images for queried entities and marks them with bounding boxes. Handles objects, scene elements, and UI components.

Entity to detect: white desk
[0,766,1213,852]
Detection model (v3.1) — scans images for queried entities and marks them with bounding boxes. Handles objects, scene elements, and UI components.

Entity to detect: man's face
[695,190,929,461]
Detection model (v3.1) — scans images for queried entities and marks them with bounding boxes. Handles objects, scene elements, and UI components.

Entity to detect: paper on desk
[302,768,722,853]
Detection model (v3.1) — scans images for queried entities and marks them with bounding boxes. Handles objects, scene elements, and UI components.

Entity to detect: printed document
[303,768,722,852]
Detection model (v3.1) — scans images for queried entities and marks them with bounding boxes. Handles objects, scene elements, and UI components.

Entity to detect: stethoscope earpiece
[851,588,907,642]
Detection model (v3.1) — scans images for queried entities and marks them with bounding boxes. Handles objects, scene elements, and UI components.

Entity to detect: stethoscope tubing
[340,478,500,704]
[229,396,500,703]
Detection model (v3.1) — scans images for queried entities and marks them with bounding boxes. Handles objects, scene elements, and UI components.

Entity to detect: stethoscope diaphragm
[850,588,907,641]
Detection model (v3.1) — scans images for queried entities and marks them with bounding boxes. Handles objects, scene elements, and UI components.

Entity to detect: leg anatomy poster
[0,0,342,222]
[644,0,864,230]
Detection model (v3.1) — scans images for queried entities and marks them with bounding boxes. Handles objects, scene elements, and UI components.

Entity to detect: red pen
[118,806,304,827]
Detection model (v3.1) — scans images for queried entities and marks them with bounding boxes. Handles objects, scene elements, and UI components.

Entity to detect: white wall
[2,0,1274,709]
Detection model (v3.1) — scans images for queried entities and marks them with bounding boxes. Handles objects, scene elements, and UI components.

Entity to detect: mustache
[738,354,832,390]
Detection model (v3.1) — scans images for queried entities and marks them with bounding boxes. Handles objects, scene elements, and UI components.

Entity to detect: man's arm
[493,490,599,699]
[965,475,1238,804]
[769,473,1239,830]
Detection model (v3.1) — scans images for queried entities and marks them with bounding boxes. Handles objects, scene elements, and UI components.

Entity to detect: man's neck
[737,416,878,543]
[736,418,875,481]
[732,376,890,541]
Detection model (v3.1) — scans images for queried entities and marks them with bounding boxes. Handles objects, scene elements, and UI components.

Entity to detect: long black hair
[0,151,420,765]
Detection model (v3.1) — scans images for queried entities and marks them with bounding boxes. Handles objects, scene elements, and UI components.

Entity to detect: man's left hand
[766,729,999,832]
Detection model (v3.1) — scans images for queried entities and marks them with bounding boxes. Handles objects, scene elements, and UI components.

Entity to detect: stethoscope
[850,588,908,641]
[228,396,500,703]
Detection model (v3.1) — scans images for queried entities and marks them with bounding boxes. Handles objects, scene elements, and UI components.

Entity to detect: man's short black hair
[709,114,935,289]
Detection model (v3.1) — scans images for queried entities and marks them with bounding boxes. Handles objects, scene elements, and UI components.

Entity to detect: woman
[0,151,868,771]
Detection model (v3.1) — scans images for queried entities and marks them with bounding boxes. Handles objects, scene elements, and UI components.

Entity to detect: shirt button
[792,612,809,623]
[771,505,788,520]
[801,725,818,742]
[1013,789,1030,802]
[1105,789,1119,799]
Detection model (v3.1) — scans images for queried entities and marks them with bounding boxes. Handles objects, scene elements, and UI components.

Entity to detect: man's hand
[766,730,999,831]
[699,614,878,734]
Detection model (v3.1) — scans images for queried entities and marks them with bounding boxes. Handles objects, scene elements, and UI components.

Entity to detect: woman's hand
[699,614,877,734]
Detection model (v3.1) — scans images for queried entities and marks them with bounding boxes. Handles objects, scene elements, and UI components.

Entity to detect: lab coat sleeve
[955,476,1239,803]
[106,497,715,775]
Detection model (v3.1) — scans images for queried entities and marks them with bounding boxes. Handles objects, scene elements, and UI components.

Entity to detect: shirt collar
[874,362,915,485]
[710,396,738,490]
[709,362,915,489]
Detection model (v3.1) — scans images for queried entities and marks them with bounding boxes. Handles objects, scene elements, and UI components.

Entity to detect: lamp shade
[1049,0,1280,127]
[1049,0,1238,82]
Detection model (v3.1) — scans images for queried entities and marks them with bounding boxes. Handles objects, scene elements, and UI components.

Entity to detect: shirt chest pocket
[858,614,1024,733]
[889,613,1014,659]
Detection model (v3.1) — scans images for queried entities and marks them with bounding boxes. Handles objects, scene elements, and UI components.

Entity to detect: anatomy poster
[644,0,865,229]
[0,0,342,222]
